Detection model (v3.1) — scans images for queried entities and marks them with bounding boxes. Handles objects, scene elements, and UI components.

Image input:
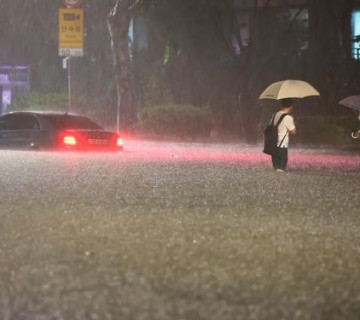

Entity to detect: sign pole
[67,57,72,113]
[59,0,83,114]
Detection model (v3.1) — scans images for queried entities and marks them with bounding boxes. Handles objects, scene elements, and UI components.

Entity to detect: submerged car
[0,111,123,151]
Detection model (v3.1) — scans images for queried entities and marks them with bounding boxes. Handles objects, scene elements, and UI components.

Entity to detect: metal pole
[68,57,71,113]
[117,87,121,133]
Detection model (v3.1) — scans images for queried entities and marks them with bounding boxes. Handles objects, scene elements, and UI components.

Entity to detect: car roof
[1,111,104,130]
[3,111,81,117]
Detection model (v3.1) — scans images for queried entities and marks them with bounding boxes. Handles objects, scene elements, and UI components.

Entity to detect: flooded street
[1,139,360,320]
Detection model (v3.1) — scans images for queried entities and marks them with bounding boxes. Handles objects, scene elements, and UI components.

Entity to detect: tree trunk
[307,0,348,114]
[107,0,139,133]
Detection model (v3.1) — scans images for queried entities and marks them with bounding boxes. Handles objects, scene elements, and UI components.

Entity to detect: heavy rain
[1,1,360,320]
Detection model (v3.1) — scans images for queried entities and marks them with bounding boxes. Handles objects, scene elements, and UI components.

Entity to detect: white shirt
[273,111,295,148]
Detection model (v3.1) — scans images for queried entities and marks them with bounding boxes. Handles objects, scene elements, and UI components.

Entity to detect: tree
[132,0,311,141]
[107,0,142,133]
[301,0,360,116]
[306,0,349,114]
[133,0,245,133]
[2,0,359,139]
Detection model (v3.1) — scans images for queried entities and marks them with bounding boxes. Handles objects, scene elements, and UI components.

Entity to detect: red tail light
[63,136,77,146]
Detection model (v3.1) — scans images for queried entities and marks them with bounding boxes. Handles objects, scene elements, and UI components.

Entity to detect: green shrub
[7,91,120,130]
[8,92,98,115]
[294,116,353,146]
[8,92,69,112]
[137,104,215,138]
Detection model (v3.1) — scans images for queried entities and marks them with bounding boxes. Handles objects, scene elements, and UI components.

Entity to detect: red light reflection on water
[127,140,360,171]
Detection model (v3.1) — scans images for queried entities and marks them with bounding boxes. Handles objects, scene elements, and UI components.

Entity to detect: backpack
[263,113,288,155]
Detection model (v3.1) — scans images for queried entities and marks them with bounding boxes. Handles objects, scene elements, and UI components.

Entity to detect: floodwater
[0,139,359,320]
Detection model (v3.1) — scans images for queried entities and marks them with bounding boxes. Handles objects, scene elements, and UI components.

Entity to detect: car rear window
[0,114,40,130]
[46,115,102,130]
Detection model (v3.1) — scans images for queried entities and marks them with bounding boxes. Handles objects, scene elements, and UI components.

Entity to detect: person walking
[271,98,296,172]
[351,111,360,139]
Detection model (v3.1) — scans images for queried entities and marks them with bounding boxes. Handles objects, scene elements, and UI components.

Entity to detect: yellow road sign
[58,8,84,56]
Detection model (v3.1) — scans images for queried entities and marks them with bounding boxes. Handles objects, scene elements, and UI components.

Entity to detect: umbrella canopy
[339,95,360,110]
[259,79,320,100]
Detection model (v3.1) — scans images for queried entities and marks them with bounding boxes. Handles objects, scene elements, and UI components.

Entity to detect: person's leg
[271,151,280,169]
[277,148,288,170]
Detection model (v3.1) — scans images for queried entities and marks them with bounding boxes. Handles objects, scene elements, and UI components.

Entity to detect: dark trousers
[271,147,288,170]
